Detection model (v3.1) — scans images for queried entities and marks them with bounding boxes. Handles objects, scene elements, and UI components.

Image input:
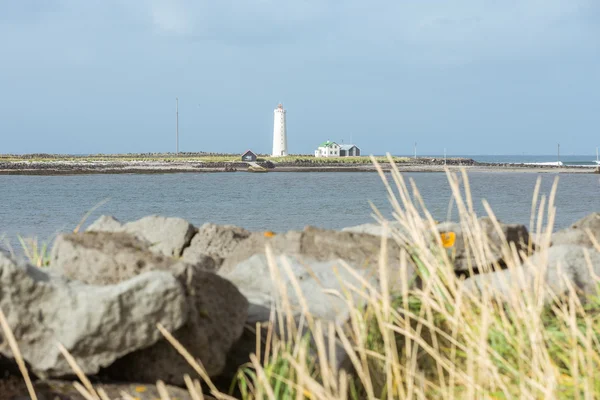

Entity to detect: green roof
[319,140,338,148]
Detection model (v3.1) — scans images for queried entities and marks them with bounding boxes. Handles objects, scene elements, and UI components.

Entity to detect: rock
[86,215,122,232]
[218,238,385,385]
[1,378,213,400]
[220,226,411,279]
[50,231,179,284]
[182,223,251,268]
[217,257,359,394]
[552,213,600,249]
[463,245,600,303]
[104,263,248,385]
[341,221,402,237]
[86,214,197,257]
[125,215,197,257]
[437,217,531,272]
[215,302,350,393]
[49,231,248,385]
[221,254,379,324]
[0,252,187,378]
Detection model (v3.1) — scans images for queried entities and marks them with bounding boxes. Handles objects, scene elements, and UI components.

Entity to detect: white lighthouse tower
[272,103,288,156]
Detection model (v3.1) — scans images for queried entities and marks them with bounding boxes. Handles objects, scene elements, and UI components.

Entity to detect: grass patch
[17,236,51,267]
[1,154,413,164]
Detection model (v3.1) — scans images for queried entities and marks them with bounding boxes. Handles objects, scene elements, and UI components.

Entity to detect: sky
[0,0,599,156]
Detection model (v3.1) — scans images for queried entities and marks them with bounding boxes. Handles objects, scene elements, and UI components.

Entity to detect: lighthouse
[272,103,288,156]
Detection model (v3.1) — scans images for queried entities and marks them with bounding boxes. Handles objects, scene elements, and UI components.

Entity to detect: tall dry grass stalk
[228,154,600,399]
[4,154,600,399]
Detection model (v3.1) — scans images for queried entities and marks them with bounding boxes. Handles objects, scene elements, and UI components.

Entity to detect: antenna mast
[176,98,179,155]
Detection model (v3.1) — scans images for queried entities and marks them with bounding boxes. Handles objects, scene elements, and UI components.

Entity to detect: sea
[1,154,599,249]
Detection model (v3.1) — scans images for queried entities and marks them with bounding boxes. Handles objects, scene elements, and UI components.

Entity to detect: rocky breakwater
[0,214,420,397]
[348,214,600,304]
[2,212,600,398]
[461,213,600,303]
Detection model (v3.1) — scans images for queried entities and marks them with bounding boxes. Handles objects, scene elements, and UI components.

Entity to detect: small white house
[314,140,341,158]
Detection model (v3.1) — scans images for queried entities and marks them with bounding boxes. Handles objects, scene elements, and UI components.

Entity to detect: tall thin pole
[444,148,447,166]
[176,98,179,155]
[414,142,417,159]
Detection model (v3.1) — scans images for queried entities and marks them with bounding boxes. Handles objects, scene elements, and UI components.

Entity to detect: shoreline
[0,160,598,175]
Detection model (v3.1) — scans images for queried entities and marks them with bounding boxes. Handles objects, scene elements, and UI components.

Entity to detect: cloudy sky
[1,0,599,155]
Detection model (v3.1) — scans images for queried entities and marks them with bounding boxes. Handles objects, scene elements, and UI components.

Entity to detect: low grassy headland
[2,157,600,399]
[0,152,597,174]
[0,153,471,175]
[0,152,413,163]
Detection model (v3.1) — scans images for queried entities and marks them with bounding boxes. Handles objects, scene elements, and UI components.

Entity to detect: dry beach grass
[3,155,600,399]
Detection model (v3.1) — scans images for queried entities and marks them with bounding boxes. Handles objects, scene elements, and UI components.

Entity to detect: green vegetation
[0,153,411,164]
[267,155,411,164]
[3,155,599,399]
[17,236,51,267]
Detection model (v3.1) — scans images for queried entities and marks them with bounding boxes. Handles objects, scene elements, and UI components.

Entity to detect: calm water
[1,172,599,248]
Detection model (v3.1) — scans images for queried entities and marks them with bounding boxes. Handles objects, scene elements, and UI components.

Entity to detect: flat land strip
[0,153,596,175]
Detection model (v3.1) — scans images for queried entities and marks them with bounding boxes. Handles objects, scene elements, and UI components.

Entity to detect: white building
[272,103,288,156]
[314,140,341,157]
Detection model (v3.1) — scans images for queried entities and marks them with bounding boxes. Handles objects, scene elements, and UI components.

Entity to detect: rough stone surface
[552,213,600,249]
[49,231,248,384]
[104,263,248,385]
[220,226,411,278]
[221,254,380,324]
[182,223,251,268]
[50,231,179,284]
[218,254,370,389]
[341,221,403,237]
[216,303,350,391]
[85,215,123,232]
[125,215,197,257]
[0,252,187,378]
[463,245,600,303]
[1,378,213,400]
[436,217,531,272]
[85,214,197,257]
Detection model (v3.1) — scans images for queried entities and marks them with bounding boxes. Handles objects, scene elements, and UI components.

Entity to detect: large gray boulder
[0,252,187,378]
[217,255,366,389]
[436,217,531,272]
[215,226,414,386]
[4,378,208,400]
[221,254,378,324]
[217,227,414,320]
[50,231,183,284]
[85,215,196,257]
[104,263,248,385]
[215,302,350,391]
[552,213,600,249]
[343,218,531,274]
[342,221,403,237]
[463,245,600,303]
[182,223,252,269]
[50,231,248,385]
[219,226,411,278]
[86,215,122,232]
